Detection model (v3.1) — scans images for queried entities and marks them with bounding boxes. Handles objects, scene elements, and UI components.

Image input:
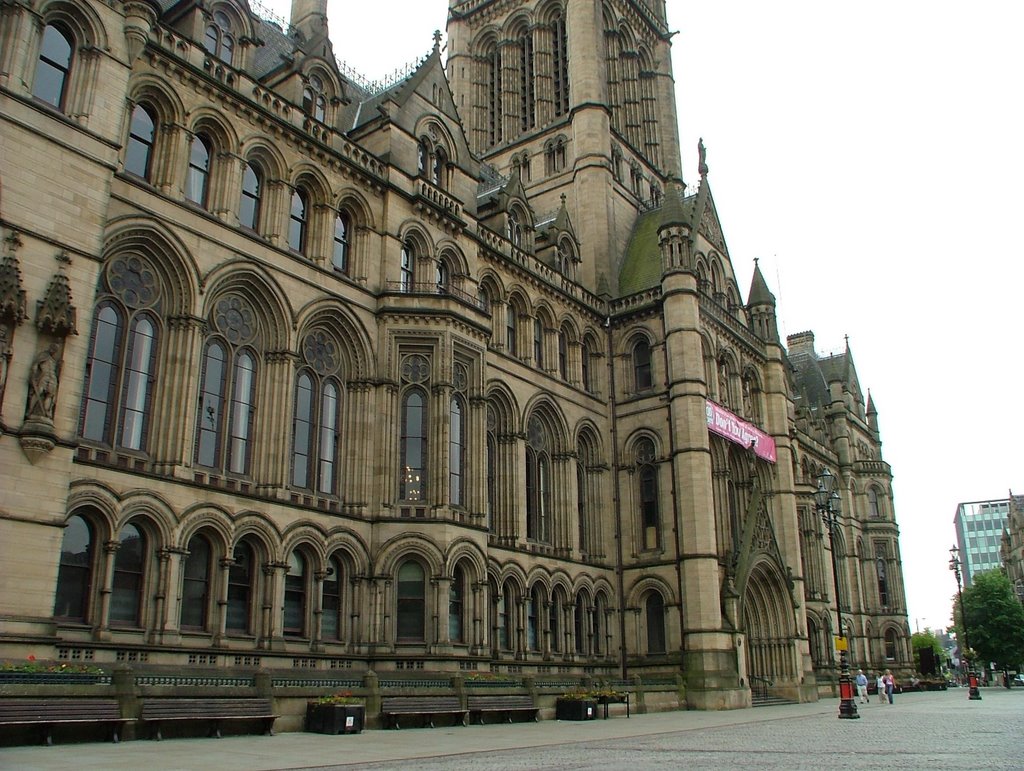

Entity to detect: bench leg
[210,720,223,739]
[112,726,121,743]
[264,718,275,736]
[42,724,53,747]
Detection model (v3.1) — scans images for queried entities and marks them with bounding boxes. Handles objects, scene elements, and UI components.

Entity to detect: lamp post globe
[949,545,982,700]
[816,468,859,719]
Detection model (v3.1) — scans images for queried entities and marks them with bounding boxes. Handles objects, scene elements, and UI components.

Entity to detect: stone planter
[555,698,596,721]
[306,703,365,734]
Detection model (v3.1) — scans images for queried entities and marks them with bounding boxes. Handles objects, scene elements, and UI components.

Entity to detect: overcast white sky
[265,0,1023,634]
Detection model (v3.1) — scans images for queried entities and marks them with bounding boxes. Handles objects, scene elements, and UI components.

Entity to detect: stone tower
[446,0,682,295]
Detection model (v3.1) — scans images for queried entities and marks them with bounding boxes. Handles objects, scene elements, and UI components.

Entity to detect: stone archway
[741,560,798,685]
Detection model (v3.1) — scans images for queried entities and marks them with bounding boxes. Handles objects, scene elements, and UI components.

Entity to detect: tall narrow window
[876,558,890,608]
[868,489,881,518]
[239,163,262,231]
[528,587,542,651]
[432,147,447,188]
[526,416,551,543]
[227,351,255,474]
[119,317,155,450]
[180,534,211,630]
[449,565,465,643]
[81,305,122,442]
[637,438,659,550]
[318,382,339,495]
[186,134,211,207]
[449,394,465,507]
[577,461,587,552]
[396,561,426,641]
[33,24,72,109]
[322,556,343,640]
[884,629,898,661]
[125,105,156,180]
[289,189,308,253]
[110,523,145,627]
[487,45,502,147]
[518,32,535,132]
[400,243,414,292]
[204,11,234,64]
[435,260,449,292]
[283,551,306,636]
[593,595,605,655]
[486,416,496,531]
[508,209,523,248]
[581,340,592,393]
[226,541,253,633]
[552,14,569,116]
[502,583,514,650]
[574,594,587,654]
[332,211,350,273]
[533,317,544,368]
[496,584,508,649]
[400,389,427,501]
[506,303,518,355]
[54,515,93,621]
[549,593,561,653]
[196,341,227,468]
[292,372,314,489]
[633,338,653,390]
[646,592,666,654]
[558,329,568,380]
[303,74,326,122]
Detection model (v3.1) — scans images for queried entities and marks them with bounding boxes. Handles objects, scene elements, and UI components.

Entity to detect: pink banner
[705,400,777,463]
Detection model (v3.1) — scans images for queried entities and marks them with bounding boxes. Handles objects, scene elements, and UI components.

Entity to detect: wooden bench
[139,698,277,740]
[467,695,538,724]
[0,698,131,745]
[380,696,467,729]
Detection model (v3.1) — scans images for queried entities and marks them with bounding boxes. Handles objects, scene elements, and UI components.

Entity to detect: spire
[290,0,328,37]
[746,257,776,306]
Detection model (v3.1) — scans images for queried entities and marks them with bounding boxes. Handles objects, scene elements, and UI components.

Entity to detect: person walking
[876,673,887,704]
[855,669,869,703]
[884,670,896,704]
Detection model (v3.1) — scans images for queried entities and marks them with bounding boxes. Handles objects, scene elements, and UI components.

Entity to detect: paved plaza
[1,688,1021,770]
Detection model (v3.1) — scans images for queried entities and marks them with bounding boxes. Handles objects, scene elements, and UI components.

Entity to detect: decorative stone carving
[36,262,78,338]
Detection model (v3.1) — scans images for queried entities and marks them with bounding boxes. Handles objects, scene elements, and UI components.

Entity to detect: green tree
[911,630,944,674]
[958,570,1024,670]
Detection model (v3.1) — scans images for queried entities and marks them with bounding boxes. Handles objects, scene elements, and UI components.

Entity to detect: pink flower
[27,655,36,662]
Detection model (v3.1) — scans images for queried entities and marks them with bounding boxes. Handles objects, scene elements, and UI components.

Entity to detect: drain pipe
[606,314,628,681]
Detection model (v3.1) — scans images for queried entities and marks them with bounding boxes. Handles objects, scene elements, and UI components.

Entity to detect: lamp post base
[967,669,983,700]
[836,651,860,720]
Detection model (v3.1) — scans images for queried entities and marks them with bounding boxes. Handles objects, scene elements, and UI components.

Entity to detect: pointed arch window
[400,389,427,503]
[239,162,262,231]
[432,146,447,188]
[593,594,605,655]
[884,629,898,661]
[125,104,156,180]
[333,210,350,273]
[322,555,343,640]
[876,557,890,608]
[80,283,159,453]
[449,564,465,643]
[400,242,414,292]
[526,415,551,543]
[303,74,327,122]
[500,582,515,650]
[633,338,653,391]
[486,44,502,147]
[508,209,523,248]
[552,14,569,116]
[288,188,309,253]
[54,514,94,621]
[637,438,660,550]
[283,551,307,636]
[186,134,212,207]
[396,560,426,641]
[518,31,535,132]
[528,586,543,651]
[195,296,260,476]
[581,339,593,393]
[577,460,587,552]
[449,392,466,507]
[549,591,561,653]
[574,594,587,654]
[226,541,254,633]
[533,317,544,368]
[33,24,72,109]
[110,523,146,627]
[291,366,342,496]
[181,534,212,630]
[868,488,881,518]
[558,327,568,380]
[645,591,666,654]
[506,301,518,356]
[204,11,234,64]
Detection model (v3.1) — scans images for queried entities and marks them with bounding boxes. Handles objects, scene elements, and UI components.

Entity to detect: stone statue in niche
[26,342,60,422]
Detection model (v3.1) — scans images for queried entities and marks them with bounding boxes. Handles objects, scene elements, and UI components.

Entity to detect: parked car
[1012,673,1024,687]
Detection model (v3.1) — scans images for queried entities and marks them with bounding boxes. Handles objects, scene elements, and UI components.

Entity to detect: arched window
[288,189,308,253]
[400,243,414,292]
[186,134,212,207]
[204,11,234,64]
[302,74,327,122]
[574,594,587,654]
[505,301,518,356]
[226,541,254,633]
[283,551,307,637]
[417,140,428,176]
[581,339,593,393]
[239,162,262,231]
[80,299,158,452]
[54,515,94,621]
[322,555,343,640]
[195,296,260,476]
[125,105,156,180]
[180,534,212,630]
[33,24,72,109]
[549,590,562,653]
[292,346,342,496]
[576,460,587,552]
[558,327,568,380]
[449,394,465,507]
[449,564,465,643]
[593,594,605,655]
[501,582,515,650]
[518,31,535,132]
[868,488,881,518]
[110,523,146,627]
[435,260,449,292]
[884,629,898,661]
[876,558,890,608]
[633,338,653,391]
[526,415,551,543]
[528,586,543,651]
[432,146,447,188]
[637,438,659,550]
[400,390,427,502]
[486,44,502,147]
[396,560,426,642]
[508,209,523,248]
[533,317,544,368]
[552,14,569,116]
[645,592,665,654]
[332,211,350,273]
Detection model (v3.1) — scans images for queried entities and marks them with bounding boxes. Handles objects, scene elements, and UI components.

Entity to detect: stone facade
[0,0,910,706]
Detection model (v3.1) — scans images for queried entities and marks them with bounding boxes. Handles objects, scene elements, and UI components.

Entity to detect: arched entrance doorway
[741,560,798,685]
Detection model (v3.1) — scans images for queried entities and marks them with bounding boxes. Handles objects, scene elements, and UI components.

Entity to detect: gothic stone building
[0,0,911,708]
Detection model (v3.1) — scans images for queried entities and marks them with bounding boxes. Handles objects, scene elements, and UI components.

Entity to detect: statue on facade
[698,137,709,177]
[26,343,60,422]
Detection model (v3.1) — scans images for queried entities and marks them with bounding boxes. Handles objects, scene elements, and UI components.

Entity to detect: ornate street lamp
[949,545,982,700]
[815,468,859,719]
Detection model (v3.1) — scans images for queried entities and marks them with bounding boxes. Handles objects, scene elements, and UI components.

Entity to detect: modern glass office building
[954,499,1010,586]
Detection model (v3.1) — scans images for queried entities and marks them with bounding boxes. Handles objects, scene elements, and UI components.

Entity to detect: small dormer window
[417,134,450,189]
[303,75,326,122]
[205,11,234,65]
[508,209,523,248]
